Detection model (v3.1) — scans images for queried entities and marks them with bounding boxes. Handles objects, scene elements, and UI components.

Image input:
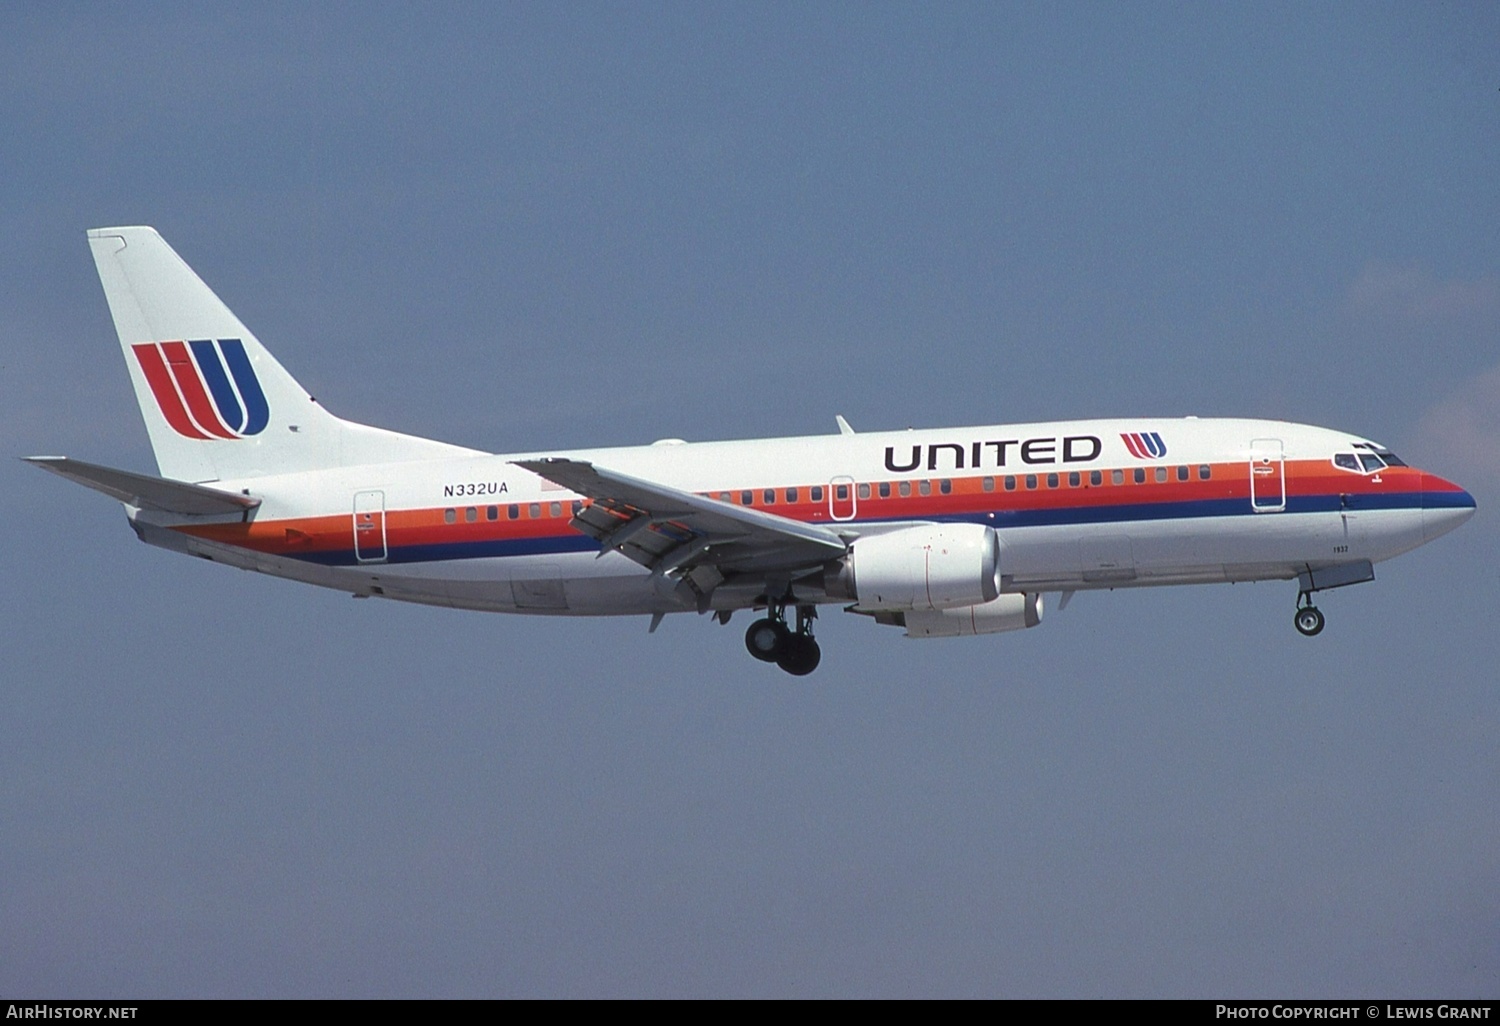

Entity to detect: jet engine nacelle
[837,523,1000,611]
[902,592,1044,638]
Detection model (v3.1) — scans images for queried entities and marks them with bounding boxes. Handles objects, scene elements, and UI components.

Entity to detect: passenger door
[1249,439,1286,513]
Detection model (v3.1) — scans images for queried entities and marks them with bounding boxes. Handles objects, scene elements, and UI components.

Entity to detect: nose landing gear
[1289,561,1375,637]
[1294,593,1325,636]
[744,602,821,675]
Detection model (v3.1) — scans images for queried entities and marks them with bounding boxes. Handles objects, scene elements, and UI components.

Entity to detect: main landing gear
[1293,593,1325,637]
[745,602,821,676]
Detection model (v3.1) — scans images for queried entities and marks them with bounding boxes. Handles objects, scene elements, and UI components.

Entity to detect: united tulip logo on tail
[133,339,269,439]
[1121,431,1167,459]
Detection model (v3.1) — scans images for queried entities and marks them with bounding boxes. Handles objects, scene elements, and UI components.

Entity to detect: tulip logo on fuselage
[1121,431,1168,460]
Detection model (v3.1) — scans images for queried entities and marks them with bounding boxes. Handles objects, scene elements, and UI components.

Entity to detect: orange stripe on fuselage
[172,460,1422,560]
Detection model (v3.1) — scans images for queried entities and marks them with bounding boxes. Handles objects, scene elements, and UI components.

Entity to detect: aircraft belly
[289,509,1428,611]
[356,552,674,616]
[999,511,1376,591]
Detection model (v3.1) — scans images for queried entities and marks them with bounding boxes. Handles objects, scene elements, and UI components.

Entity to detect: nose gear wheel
[1294,604,1325,636]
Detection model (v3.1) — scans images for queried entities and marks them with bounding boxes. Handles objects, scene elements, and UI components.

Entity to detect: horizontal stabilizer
[25,456,260,516]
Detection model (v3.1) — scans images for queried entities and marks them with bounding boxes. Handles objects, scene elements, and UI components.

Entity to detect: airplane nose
[1421,472,1477,541]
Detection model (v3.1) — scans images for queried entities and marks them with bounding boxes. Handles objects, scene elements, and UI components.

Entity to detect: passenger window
[1198,465,1211,480]
[982,476,995,492]
[898,482,910,497]
[1112,469,1124,485]
[444,508,456,525]
[919,480,931,496]
[463,507,475,522]
[486,505,498,521]
[836,484,849,500]
[528,503,540,518]
[1068,471,1080,487]
[1155,467,1167,483]
[1176,466,1189,482]
[1004,476,1016,491]
[858,483,871,499]
[1025,474,1037,490]
[741,490,753,505]
[508,504,519,519]
[571,501,582,516]
[811,486,824,502]
[760,489,773,505]
[550,502,561,518]
[1090,470,1102,486]
[1134,468,1146,484]
[787,487,799,503]
[1046,473,1058,488]
[939,479,951,495]
[878,482,890,499]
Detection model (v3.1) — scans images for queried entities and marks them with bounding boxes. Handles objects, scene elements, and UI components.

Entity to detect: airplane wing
[512,458,848,596]
[25,456,260,516]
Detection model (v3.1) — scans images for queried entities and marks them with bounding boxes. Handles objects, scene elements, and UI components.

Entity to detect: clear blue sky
[3,3,1497,997]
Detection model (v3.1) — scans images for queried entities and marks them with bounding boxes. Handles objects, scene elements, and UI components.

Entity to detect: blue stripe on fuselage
[1422,489,1476,510]
[292,532,599,567]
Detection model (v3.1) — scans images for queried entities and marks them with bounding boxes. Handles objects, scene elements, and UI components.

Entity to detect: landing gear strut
[744,602,821,675]
[1293,593,1325,637]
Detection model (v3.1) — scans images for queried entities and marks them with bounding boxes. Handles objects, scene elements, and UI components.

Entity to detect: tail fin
[88,226,478,482]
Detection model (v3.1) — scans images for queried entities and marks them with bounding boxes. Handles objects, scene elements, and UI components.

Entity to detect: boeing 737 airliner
[29,227,1476,674]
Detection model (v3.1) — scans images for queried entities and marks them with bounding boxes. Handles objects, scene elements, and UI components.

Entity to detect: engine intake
[836,523,1000,611]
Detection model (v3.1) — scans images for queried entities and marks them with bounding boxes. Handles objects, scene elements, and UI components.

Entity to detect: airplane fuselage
[135,416,1472,619]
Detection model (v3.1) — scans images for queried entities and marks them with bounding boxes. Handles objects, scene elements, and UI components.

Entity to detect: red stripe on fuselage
[132,343,211,440]
[160,340,236,439]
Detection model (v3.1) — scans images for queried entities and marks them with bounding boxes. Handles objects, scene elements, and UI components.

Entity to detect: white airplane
[29,227,1476,675]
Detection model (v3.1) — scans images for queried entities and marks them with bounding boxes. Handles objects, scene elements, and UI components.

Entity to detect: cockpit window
[1333,453,1360,472]
[1350,442,1405,471]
